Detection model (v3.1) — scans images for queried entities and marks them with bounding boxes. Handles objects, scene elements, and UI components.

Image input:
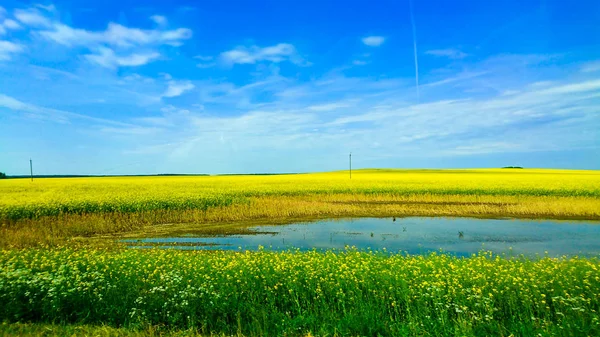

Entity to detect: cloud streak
[85,48,161,68]
[409,0,419,101]
[425,48,469,59]
[220,43,305,65]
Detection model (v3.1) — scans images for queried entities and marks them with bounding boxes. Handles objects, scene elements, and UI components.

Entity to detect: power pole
[30,159,33,182]
[349,152,352,179]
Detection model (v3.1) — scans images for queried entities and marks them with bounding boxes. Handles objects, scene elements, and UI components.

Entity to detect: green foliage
[0,172,6,179]
[1,248,599,336]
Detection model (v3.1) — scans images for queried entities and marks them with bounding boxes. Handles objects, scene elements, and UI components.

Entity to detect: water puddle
[123,217,600,257]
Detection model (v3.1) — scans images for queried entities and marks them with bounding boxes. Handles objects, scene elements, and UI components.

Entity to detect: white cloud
[85,47,161,68]
[0,40,24,60]
[535,79,600,95]
[159,72,172,80]
[120,73,155,83]
[195,55,215,68]
[425,48,468,59]
[99,126,163,135]
[14,6,192,68]
[352,60,368,66]
[0,93,136,126]
[14,8,52,27]
[308,101,354,112]
[446,142,519,155]
[195,55,213,61]
[196,62,216,68]
[149,15,167,26]
[581,61,600,73]
[163,80,195,97]
[361,36,385,47]
[35,4,56,12]
[220,43,305,65]
[3,43,599,172]
[0,19,21,35]
[40,22,192,48]
[0,93,30,110]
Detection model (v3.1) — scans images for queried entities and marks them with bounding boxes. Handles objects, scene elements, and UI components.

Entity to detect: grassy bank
[1,169,599,248]
[1,248,599,336]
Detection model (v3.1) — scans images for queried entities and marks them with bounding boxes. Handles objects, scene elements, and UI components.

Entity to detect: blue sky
[0,0,599,175]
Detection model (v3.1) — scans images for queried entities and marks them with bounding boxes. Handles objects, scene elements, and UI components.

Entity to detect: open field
[1,169,600,248]
[1,168,600,336]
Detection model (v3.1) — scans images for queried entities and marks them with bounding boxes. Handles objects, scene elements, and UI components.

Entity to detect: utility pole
[349,152,352,179]
[30,159,33,182]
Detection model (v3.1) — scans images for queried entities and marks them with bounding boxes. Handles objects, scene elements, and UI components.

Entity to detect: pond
[123,217,600,257]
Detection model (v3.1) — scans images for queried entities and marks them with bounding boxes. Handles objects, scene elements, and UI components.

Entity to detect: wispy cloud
[425,48,468,59]
[12,5,192,68]
[149,15,167,26]
[85,48,160,68]
[163,80,195,98]
[308,101,354,112]
[361,36,385,47]
[14,8,52,27]
[195,55,215,68]
[0,18,21,35]
[0,93,136,126]
[580,60,600,73]
[34,4,56,12]
[0,40,23,60]
[115,60,599,165]
[99,126,163,135]
[38,22,192,48]
[220,43,306,65]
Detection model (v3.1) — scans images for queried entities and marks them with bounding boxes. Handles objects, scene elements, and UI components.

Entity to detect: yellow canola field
[1,169,599,214]
[1,169,599,248]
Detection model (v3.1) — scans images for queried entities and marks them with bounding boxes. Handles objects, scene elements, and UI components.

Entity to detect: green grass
[0,322,227,336]
[1,248,599,336]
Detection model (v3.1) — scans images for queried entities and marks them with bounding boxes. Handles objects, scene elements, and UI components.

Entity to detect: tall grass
[1,248,598,336]
[2,193,599,248]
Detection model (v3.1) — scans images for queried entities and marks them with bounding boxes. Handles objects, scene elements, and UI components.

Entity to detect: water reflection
[123,217,600,257]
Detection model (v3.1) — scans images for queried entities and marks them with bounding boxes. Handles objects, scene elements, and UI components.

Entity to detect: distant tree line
[0,172,6,179]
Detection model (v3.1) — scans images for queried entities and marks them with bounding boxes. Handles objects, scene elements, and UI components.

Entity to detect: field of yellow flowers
[1,248,599,336]
[1,169,599,248]
[1,169,599,336]
[2,169,600,220]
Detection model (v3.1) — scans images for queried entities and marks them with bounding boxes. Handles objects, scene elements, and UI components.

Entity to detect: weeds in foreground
[1,248,598,336]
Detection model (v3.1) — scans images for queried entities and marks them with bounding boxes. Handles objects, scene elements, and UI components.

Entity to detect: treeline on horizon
[0,169,532,179]
[0,173,304,179]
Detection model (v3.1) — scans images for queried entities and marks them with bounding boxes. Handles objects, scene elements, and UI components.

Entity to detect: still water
[123,217,600,257]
